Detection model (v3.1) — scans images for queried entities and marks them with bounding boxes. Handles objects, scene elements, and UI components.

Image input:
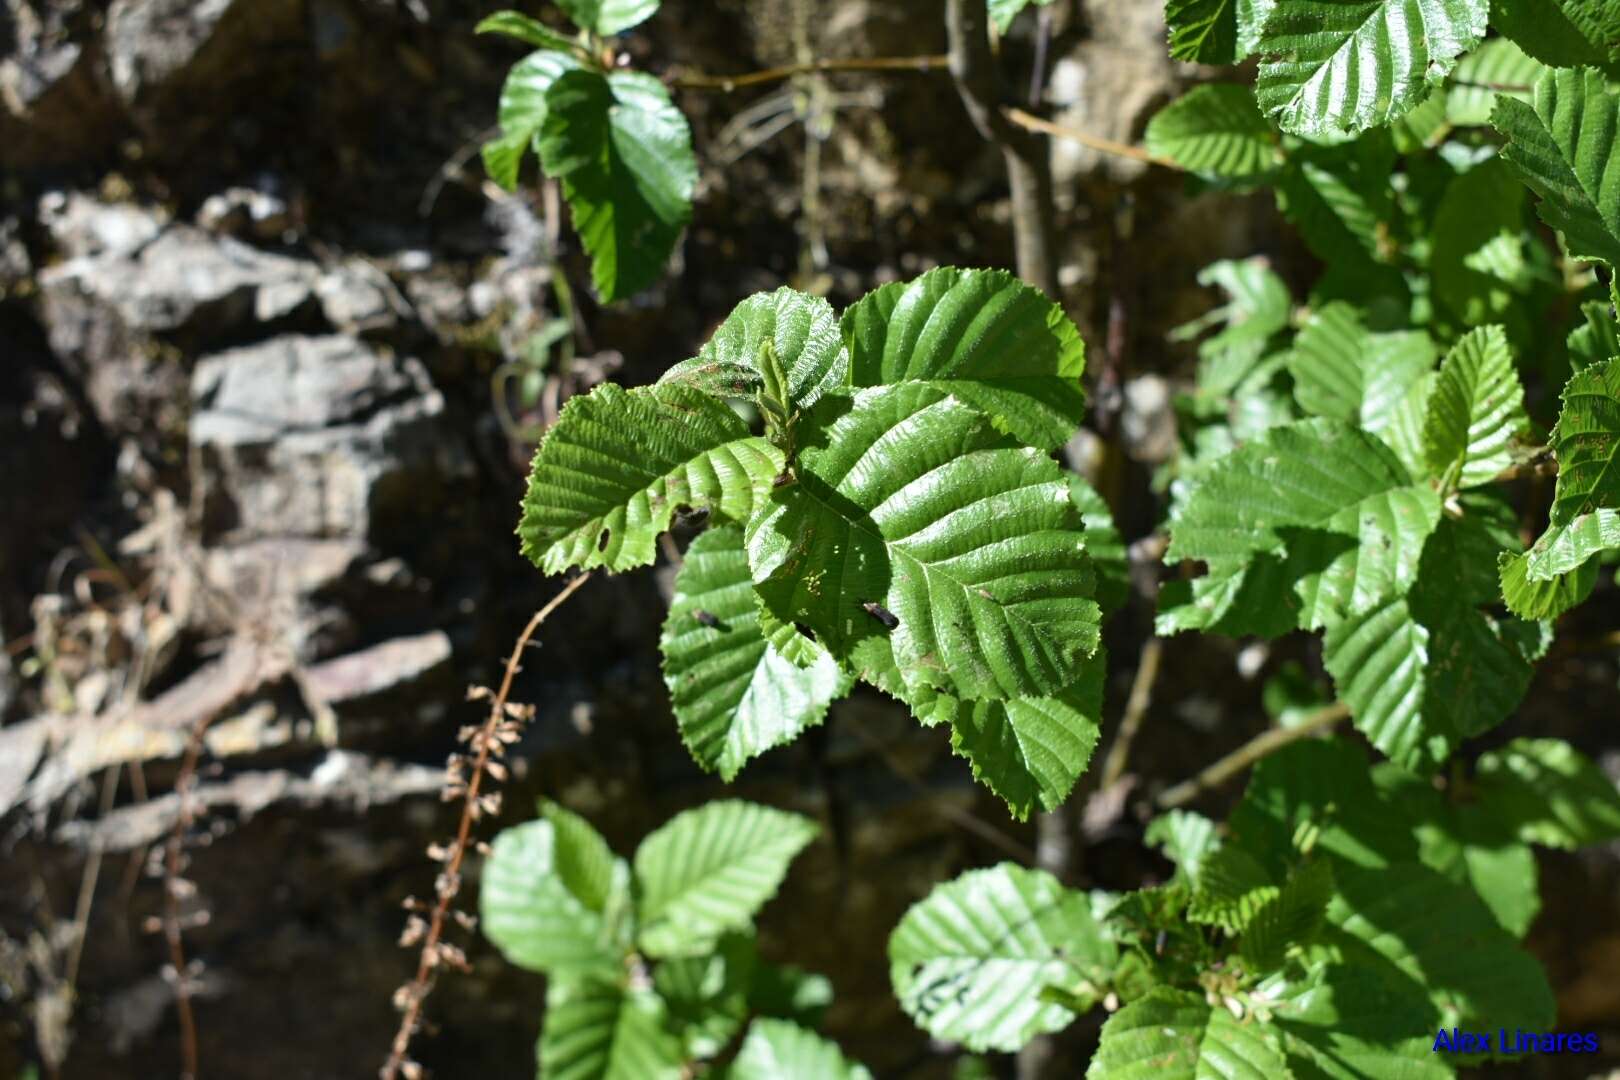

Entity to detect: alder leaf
[483,49,582,191]
[538,982,684,1080]
[747,384,1101,703]
[1273,130,1400,270]
[730,1019,872,1080]
[538,69,696,301]
[518,383,782,575]
[1265,967,1451,1079]
[841,267,1087,452]
[1492,68,1620,269]
[1488,0,1619,67]
[925,648,1104,820]
[660,288,847,409]
[1326,862,1555,1035]
[1446,37,1544,125]
[1323,542,1543,771]
[1422,325,1527,489]
[476,11,577,51]
[555,0,660,36]
[1547,357,1620,523]
[633,800,817,958]
[1473,738,1620,850]
[1255,0,1489,137]
[1567,299,1620,370]
[1165,0,1276,63]
[1286,303,1435,437]
[659,526,850,781]
[889,864,1114,1052]
[481,807,631,979]
[1086,986,1289,1078]
[1144,83,1279,181]
[1498,546,1598,620]
[1161,418,1442,634]
[1187,844,1279,934]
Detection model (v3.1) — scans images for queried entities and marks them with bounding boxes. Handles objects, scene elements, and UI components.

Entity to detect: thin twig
[1004,107,1175,167]
[1156,703,1350,810]
[382,572,593,1080]
[671,54,950,92]
[1099,638,1163,791]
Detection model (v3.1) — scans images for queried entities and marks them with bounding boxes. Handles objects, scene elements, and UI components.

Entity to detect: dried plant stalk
[381,572,592,1080]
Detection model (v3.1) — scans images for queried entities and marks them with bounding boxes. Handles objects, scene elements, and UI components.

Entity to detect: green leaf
[517,383,782,574]
[1266,967,1451,1080]
[1069,475,1130,615]
[653,934,754,1058]
[1230,738,1421,875]
[484,50,583,190]
[1446,37,1544,126]
[1489,0,1618,67]
[1162,418,1442,634]
[1086,987,1289,1079]
[889,864,1114,1052]
[555,0,660,35]
[1145,810,1221,886]
[747,384,1101,703]
[1428,157,1534,333]
[660,526,849,781]
[1474,738,1620,849]
[1165,0,1276,63]
[1325,862,1555,1035]
[1492,68,1620,269]
[841,267,1087,452]
[1286,304,1435,435]
[1371,764,1541,936]
[476,11,578,51]
[633,800,817,958]
[1255,0,1489,136]
[1567,299,1620,369]
[1421,325,1526,489]
[538,983,685,1080]
[1323,568,1541,771]
[1548,357,1620,523]
[1523,508,1620,578]
[1274,132,1399,268]
[481,808,630,978]
[730,1019,873,1080]
[1239,859,1335,972]
[927,649,1104,820]
[1498,546,1597,619]
[538,69,696,301]
[660,288,847,409]
[1175,258,1293,398]
[1144,84,1279,181]
[1188,844,1279,934]
[990,0,1056,32]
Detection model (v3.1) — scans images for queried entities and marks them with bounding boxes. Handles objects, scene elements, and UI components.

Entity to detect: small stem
[671,54,950,92]
[1100,638,1163,791]
[381,572,592,1080]
[1156,703,1351,810]
[1004,107,1175,168]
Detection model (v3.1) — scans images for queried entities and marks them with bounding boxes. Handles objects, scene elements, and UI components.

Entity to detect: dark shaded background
[1,1,1617,1077]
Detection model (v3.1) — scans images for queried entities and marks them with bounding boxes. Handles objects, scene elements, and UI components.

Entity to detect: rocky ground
[2,1,1617,1078]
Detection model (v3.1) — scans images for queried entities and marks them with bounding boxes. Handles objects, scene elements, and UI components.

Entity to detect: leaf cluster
[479,5,696,302]
[481,799,869,1077]
[519,267,1123,819]
[891,734,1620,1071]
